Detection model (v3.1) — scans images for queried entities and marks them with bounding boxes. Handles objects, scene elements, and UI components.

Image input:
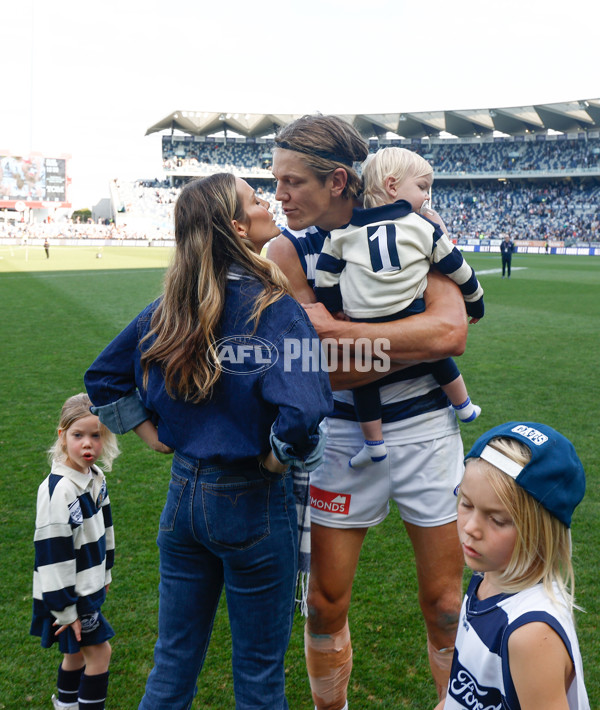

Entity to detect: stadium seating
[161,134,600,176]
[107,133,600,245]
[3,133,598,246]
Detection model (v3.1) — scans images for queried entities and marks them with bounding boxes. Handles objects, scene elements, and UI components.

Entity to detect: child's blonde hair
[48,393,120,471]
[467,436,576,612]
[362,147,433,208]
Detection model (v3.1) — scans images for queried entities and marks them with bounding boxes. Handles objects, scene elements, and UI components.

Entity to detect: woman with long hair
[85,173,332,709]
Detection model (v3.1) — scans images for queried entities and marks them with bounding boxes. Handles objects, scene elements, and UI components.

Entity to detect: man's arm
[303,271,467,390]
[305,270,467,362]
[266,235,316,304]
[267,234,468,390]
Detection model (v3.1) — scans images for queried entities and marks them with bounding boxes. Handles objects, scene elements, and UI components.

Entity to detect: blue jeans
[139,453,298,710]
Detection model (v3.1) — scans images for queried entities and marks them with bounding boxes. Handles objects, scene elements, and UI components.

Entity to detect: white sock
[349,440,387,468]
[453,397,481,423]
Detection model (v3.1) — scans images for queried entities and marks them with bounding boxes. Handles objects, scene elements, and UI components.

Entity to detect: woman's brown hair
[140,173,289,402]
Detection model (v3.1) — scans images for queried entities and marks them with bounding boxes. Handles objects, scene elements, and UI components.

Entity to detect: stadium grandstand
[2,99,600,254]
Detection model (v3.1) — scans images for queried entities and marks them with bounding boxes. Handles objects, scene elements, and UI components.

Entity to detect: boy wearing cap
[437,422,590,710]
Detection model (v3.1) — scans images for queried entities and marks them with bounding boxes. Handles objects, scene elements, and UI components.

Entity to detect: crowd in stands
[161,135,600,176]
[410,138,600,174]
[109,178,285,232]
[2,135,598,245]
[3,178,597,245]
[112,178,179,232]
[434,181,600,243]
[122,179,598,245]
[148,137,600,243]
[162,137,272,175]
[0,218,172,242]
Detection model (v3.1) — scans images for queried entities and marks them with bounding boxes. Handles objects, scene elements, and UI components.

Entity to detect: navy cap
[465,422,585,527]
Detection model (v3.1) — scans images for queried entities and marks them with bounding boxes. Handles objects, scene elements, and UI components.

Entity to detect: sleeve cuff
[90,391,151,435]
[52,605,78,627]
[269,423,327,472]
[465,300,485,319]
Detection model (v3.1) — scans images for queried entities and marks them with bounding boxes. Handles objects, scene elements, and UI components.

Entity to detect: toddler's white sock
[453,397,481,423]
[349,440,387,468]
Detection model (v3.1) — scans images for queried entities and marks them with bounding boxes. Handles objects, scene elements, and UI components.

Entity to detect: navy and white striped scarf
[292,463,311,616]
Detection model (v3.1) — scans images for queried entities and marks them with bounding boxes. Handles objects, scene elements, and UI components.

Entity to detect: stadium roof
[146,99,600,140]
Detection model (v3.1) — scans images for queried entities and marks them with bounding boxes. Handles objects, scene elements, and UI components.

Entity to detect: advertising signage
[0,154,70,209]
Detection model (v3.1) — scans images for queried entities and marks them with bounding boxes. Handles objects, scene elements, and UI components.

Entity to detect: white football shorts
[309,416,464,529]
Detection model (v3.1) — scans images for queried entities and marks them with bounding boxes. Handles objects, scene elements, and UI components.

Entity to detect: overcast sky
[1,0,598,208]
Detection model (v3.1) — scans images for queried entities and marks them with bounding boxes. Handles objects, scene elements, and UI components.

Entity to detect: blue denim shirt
[84,269,333,468]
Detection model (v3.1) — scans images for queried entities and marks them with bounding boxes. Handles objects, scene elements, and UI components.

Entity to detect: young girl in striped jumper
[31,393,120,710]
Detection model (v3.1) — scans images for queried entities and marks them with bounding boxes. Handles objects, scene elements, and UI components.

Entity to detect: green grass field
[1,245,599,709]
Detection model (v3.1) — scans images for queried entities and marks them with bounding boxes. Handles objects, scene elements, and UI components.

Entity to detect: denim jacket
[84,268,333,469]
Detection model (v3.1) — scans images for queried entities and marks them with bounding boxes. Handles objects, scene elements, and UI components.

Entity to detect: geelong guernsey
[314,200,484,320]
[444,575,590,710]
[281,225,329,289]
[32,461,114,627]
[281,226,458,437]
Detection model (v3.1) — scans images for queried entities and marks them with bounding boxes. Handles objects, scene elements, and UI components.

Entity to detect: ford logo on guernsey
[210,335,279,374]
